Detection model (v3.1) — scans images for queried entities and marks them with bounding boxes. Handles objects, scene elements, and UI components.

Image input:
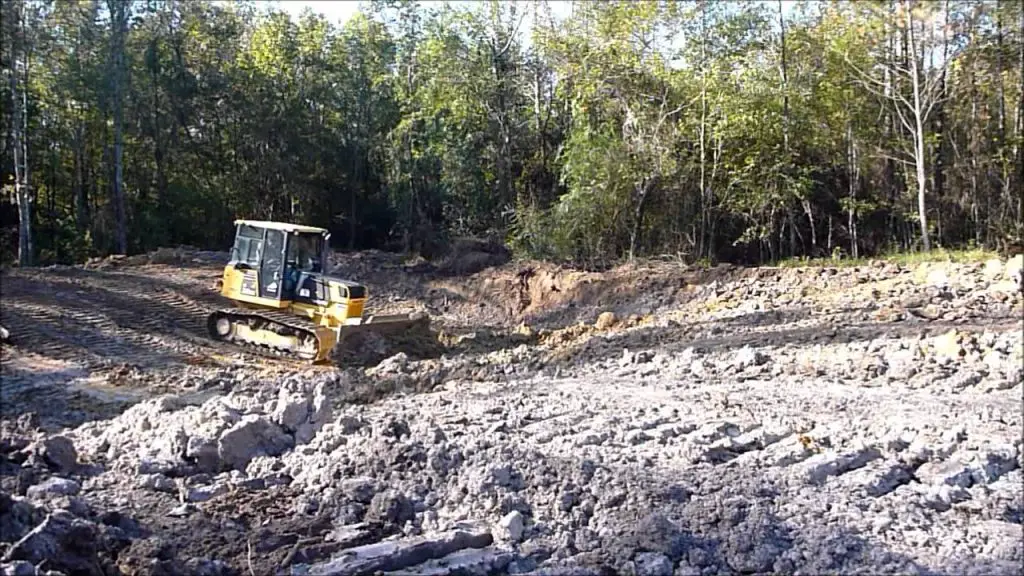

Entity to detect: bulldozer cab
[226,220,331,304]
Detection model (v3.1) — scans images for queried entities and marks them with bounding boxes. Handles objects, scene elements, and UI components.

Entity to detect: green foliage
[0,0,1021,266]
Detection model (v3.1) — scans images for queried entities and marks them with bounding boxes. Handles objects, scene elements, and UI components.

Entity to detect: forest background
[1,0,1021,269]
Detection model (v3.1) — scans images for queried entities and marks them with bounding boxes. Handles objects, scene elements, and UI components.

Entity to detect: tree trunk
[995,1,1013,232]
[884,0,897,245]
[847,121,859,259]
[9,0,33,266]
[108,0,129,255]
[74,117,88,231]
[777,0,797,258]
[906,1,931,251]
[699,1,710,260]
[628,177,655,262]
[1017,2,1024,225]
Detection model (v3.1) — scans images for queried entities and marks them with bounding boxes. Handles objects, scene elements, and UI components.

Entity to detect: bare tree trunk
[969,63,981,244]
[8,0,33,266]
[777,0,801,257]
[108,0,129,255]
[1017,2,1024,225]
[847,121,859,259]
[885,0,898,245]
[74,120,87,232]
[628,178,655,262]
[699,2,708,260]
[995,1,1012,233]
[932,0,949,245]
[906,1,931,251]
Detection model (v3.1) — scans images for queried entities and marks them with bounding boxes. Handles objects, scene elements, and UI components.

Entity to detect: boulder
[26,477,81,500]
[272,389,310,433]
[595,312,617,331]
[1006,254,1023,287]
[30,436,78,473]
[495,511,525,544]
[217,416,292,471]
[302,523,493,575]
[1,510,103,575]
[634,552,674,576]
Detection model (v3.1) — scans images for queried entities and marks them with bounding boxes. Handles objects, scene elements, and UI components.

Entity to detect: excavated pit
[1,249,1022,575]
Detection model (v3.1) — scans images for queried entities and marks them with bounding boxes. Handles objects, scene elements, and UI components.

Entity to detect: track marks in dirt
[1,267,247,368]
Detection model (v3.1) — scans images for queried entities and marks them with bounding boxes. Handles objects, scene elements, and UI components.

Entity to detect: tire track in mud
[0,267,313,370]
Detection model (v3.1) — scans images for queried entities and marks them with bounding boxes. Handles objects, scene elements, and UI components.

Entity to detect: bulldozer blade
[337,312,430,337]
[331,312,435,365]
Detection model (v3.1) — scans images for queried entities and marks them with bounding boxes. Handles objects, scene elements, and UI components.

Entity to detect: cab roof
[235,219,328,235]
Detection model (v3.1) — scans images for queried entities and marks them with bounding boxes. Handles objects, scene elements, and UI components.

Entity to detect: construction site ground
[0,247,1022,575]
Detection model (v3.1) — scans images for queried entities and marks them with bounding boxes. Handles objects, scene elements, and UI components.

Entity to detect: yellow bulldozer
[207,219,429,363]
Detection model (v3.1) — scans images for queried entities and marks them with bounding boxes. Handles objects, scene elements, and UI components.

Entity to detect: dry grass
[776,247,1000,269]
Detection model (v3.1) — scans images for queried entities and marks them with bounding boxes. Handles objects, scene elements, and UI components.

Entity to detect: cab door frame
[257,227,288,301]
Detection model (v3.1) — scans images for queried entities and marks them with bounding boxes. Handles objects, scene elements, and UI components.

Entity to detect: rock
[217,415,292,471]
[185,558,233,576]
[1,510,101,575]
[925,267,950,288]
[1,562,35,576]
[26,477,81,499]
[29,436,78,473]
[391,546,513,576]
[295,382,333,445]
[342,477,379,504]
[365,490,414,528]
[634,552,673,576]
[186,483,229,503]
[595,312,617,330]
[801,445,883,485]
[916,460,975,488]
[137,474,177,493]
[302,523,493,575]
[495,511,525,543]
[983,258,1005,280]
[272,389,310,433]
[1006,254,1023,285]
[619,513,688,562]
[932,329,964,362]
[732,346,768,371]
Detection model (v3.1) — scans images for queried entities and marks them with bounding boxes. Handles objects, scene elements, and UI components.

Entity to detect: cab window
[287,233,324,273]
[232,225,264,265]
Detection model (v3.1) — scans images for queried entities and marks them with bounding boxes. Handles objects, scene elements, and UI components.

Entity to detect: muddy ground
[0,248,1021,575]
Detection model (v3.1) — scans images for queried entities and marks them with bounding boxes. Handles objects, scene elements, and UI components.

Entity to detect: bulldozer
[206,219,429,363]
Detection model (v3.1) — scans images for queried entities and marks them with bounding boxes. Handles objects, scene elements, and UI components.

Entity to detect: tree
[841,0,955,251]
[3,0,35,265]
[107,0,130,254]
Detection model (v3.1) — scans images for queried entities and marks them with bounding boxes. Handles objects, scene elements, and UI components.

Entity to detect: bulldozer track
[0,265,326,370]
[207,307,324,362]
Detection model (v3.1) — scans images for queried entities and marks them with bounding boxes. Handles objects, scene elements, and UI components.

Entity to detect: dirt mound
[83,247,228,270]
[333,315,445,367]
[427,259,747,331]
